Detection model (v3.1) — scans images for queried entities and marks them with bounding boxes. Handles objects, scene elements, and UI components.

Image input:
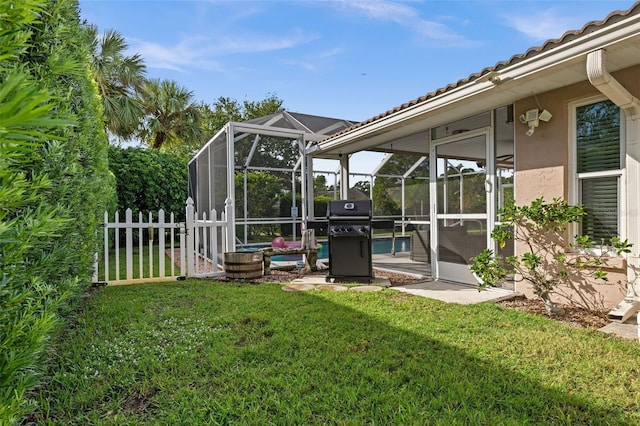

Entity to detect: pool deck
[371,251,431,278]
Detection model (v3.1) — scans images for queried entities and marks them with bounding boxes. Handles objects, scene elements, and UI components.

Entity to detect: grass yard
[31,280,640,424]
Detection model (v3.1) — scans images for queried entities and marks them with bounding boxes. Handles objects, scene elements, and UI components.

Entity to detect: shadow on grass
[245,289,630,424]
[35,282,635,424]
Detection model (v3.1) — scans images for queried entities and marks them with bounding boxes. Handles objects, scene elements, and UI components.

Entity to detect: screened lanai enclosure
[188,106,515,283]
[188,111,359,253]
[189,112,430,250]
[307,105,516,284]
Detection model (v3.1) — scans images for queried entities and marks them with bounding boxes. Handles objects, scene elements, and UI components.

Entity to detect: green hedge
[108,146,188,221]
[0,1,114,422]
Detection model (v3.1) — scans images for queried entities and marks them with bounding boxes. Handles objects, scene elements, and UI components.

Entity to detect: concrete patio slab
[315,284,349,292]
[599,315,639,340]
[281,283,315,292]
[290,275,392,287]
[391,281,515,305]
[350,285,384,292]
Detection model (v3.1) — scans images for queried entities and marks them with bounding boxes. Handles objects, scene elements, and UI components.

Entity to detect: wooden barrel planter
[224,251,263,279]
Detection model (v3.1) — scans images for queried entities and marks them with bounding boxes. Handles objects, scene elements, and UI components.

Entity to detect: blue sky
[80,0,635,121]
[80,0,635,173]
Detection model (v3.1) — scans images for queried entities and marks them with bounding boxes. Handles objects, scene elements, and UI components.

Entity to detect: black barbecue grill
[326,199,374,282]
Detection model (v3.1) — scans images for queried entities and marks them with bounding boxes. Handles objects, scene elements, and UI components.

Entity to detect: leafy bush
[471,198,631,314]
[0,68,74,426]
[0,0,114,422]
[108,146,188,221]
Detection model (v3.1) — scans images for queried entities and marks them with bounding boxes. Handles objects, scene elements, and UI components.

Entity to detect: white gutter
[586,49,640,323]
[318,11,640,154]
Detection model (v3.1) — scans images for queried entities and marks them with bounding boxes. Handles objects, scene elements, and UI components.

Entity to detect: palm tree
[137,78,202,150]
[86,25,146,140]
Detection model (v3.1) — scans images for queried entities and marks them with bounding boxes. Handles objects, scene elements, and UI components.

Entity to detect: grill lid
[327,199,372,220]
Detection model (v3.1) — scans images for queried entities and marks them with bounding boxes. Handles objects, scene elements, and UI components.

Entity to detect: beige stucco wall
[512,65,640,310]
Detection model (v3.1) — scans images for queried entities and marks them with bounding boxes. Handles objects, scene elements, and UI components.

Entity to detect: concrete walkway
[283,251,511,304]
[290,273,513,305]
[391,280,515,304]
[600,315,639,340]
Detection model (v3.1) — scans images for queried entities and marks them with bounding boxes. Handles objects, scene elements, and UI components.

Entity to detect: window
[572,98,623,241]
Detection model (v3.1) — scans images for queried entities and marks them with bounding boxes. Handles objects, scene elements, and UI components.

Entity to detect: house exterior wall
[512,65,640,310]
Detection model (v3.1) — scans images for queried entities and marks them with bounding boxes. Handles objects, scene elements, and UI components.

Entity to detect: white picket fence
[93,197,233,285]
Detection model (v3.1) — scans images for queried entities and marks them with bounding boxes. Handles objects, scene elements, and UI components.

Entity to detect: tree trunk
[153,132,165,149]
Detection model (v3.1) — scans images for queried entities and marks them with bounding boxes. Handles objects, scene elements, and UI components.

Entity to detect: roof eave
[314,9,640,156]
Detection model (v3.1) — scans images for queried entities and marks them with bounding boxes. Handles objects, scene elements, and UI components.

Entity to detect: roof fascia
[318,13,640,154]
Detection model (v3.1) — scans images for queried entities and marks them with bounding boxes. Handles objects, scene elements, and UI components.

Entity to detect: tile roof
[322,1,640,142]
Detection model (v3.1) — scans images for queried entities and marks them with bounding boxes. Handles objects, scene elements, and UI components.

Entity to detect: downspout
[587,49,640,322]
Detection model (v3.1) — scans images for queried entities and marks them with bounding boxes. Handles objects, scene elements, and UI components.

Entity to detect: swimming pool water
[269,236,410,261]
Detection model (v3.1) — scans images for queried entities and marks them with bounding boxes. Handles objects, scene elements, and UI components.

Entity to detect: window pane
[581,177,618,240]
[576,100,620,173]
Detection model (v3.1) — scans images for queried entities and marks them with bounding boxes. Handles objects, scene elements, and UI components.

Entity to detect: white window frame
[568,95,626,245]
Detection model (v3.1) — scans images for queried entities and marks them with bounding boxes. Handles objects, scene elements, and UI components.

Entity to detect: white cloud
[127,37,221,73]
[317,46,346,59]
[127,29,318,73]
[283,46,345,73]
[283,59,319,73]
[502,8,583,41]
[340,0,477,46]
[346,0,418,22]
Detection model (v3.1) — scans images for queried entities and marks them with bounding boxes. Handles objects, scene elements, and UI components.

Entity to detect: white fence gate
[185,197,233,279]
[94,197,232,285]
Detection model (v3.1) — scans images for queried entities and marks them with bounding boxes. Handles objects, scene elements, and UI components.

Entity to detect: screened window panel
[576,100,620,173]
[580,177,618,240]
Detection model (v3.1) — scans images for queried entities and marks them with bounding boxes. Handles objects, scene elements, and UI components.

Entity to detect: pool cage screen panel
[188,135,230,264]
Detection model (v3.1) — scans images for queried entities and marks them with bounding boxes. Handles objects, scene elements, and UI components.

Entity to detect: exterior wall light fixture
[519,108,552,136]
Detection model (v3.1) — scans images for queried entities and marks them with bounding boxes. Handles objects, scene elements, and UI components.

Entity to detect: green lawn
[32,280,640,424]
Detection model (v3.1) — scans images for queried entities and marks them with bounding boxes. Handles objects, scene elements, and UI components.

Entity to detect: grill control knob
[360,226,367,233]
[346,226,353,232]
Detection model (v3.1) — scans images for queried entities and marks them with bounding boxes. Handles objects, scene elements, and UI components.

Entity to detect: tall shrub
[108,146,188,220]
[0,0,114,422]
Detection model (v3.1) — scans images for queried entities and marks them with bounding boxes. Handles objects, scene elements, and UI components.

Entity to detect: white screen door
[431,129,494,284]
